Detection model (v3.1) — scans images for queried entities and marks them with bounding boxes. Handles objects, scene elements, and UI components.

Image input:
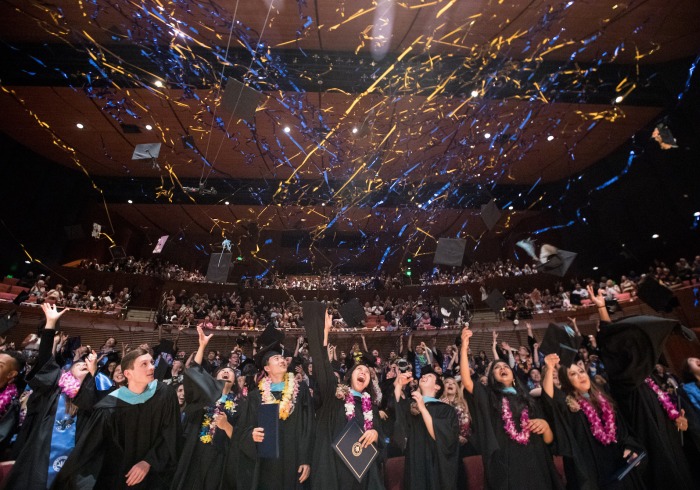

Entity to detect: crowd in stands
[79,257,207,282]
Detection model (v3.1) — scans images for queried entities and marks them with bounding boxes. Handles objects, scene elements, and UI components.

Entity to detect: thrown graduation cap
[484,289,507,314]
[480,199,502,231]
[221,78,263,122]
[536,249,577,277]
[338,298,366,329]
[131,143,161,160]
[258,324,285,348]
[539,323,582,367]
[254,324,286,370]
[344,349,377,374]
[637,278,678,312]
[651,123,678,150]
[433,238,467,267]
[439,297,462,318]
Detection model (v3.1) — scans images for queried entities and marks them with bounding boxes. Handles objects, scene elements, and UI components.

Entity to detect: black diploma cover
[331,419,378,482]
[258,403,280,459]
[608,451,647,483]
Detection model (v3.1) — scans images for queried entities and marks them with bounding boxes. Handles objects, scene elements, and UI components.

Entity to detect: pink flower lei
[644,376,680,420]
[0,383,18,418]
[578,394,617,445]
[58,371,82,399]
[501,397,530,445]
[338,385,374,430]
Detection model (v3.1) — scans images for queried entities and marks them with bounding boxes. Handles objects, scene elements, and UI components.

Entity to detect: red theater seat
[384,457,404,490]
[464,455,485,489]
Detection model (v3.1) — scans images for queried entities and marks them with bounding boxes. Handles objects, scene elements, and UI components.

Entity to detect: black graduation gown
[542,390,646,490]
[4,359,97,490]
[678,384,700,483]
[172,363,239,490]
[0,394,20,457]
[393,397,459,490]
[304,301,385,490]
[52,382,181,490]
[237,381,314,490]
[597,317,694,489]
[465,383,564,490]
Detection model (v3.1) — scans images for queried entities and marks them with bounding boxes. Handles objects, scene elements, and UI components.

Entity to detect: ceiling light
[25,260,31,264]
[76,123,84,129]
[283,126,291,133]
[470,90,479,97]
[352,127,359,134]
[694,211,700,217]
[614,95,624,104]
[547,135,554,141]
[154,80,163,87]
[484,132,491,139]
[127,199,133,204]
[592,266,599,271]
[145,124,153,130]
[321,202,326,206]
[300,218,307,222]
[224,201,230,205]
[508,205,514,210]
[651,233,659,239]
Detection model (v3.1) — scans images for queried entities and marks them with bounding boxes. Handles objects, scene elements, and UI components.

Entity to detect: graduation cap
[637,278,678,312]
[13,291,29,305]
[153,339,175,358]
[345,349,377,373]
[131,143,161,160]
[221,78,263,122]
[236,332,250,347]
[253,324,286,370]
[433,238,467,266]
[536,249,577,277]
[484,289,507,314]
[338,298,366,328]
[439,297,462,318]
[651,123,678,150]
[597,316,687,394]
[417,365,445,395]
[539,323,582,367]
[239,358,257,377]
[0,309,19,336]
[480,199,502,231]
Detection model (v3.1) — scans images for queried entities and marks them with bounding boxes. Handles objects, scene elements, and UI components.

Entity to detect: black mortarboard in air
[433,238,467,267]
[338,298,366,328]
[597,316,691,394]
[484,289,507,314]
[253,324,286,370]
[221,78,263,122]
[536,249,577,277]
[13,291,30,306]
[439,297,462,318]
[637,278,678,312]
[539,323,582,367]
[153,339,175,358]
[480,199,502,231]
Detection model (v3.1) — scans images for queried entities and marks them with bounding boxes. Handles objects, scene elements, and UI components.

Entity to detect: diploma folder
[257,403,280,459]
[332,419,378,483]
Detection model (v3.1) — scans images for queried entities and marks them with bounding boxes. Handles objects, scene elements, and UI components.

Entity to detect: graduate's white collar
[109,380,158,405]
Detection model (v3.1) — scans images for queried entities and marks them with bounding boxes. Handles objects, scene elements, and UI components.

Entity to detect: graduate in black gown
[459,327,564,490]
[0,350,25,456]
[237,333,314,489]
[590,286,695,490]
[542,353,646,490]
[54,347,181,489]
[172,326,241,490]
[679,357,700,483]
[5,304,100,490]
[304,300,385,490]
[392,366,459,490]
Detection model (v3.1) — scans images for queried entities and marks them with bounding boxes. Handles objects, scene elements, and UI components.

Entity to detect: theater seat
[463,455,484,489]
[384,457,404,490]
[615,292,631,302]
[580,299,592,306]
[0,461,13,485]
[553,455,566,485]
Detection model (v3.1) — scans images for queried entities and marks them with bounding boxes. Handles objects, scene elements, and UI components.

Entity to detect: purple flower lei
[58,371,81,399]
[501,396,530,445]
[0,383,18,418]
[578,395,617,445]
[344,390,374,431]
[644,376,680,420]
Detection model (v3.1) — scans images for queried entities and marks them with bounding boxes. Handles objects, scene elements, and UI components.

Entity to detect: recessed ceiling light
[76,123,84,129]
[154,80,163,87]
[547,135,554,141]
[352,127,359,134]
[127,199,133,204]
[321,202,326,206]
[694,211,700,217]
[283,126,291,133]
[25,260,31,264]
[224,201,229,205]
[484,132,491,139]
[145,124,153,130]
[508,205,514,210]
[470,90,479,97]
[300,218,307,222]
[614,95,624,104]
[592,266,599,271]
[651,233,659,239]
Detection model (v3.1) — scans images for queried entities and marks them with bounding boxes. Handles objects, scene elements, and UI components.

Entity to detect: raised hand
[85,350,99,375]
[197,325,213,346]
[587,285,605,308]
[544,353,559,370]
[41,303,69,329]
[461,327,473,347]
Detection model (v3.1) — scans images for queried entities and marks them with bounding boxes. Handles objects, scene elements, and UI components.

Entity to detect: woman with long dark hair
[542,353,645,489]
[459,327,563,489]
